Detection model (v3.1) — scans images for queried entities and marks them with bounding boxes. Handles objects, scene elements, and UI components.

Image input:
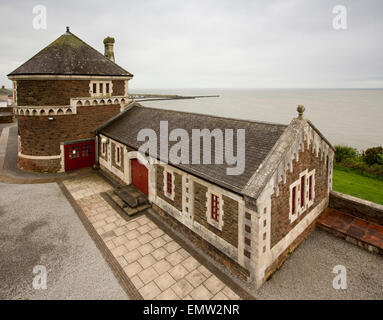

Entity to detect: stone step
[105,185,151,217]
[114,185,149,208]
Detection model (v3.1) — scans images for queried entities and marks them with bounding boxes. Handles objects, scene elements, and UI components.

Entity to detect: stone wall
[194,182,239,248]
[18,104,121,157]
[18,157,61,173]
[16,80,91,106]
[329,190,383,226]
[270,142,329,248]
[111,141,124,172]
[264,220,316,282]
[16,79,127,106]
[156,165,183,212]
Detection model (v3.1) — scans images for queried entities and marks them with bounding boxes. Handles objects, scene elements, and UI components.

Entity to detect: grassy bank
[333,165,383,205]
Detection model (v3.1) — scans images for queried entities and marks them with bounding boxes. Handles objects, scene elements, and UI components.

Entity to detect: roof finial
[66,26,70,33]
[297,105,305,119]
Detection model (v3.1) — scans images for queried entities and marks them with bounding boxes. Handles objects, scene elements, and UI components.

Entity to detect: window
[102,142,106,155]
[163,168,175,200]
[90,81,113,96]
[116,146,121,164]
[309,175,312,201]
[206,190,224,230]
[289,169,315,223]
[166,172,172,195]
[300,175,305,208]
[211,194,220,222]
[292,186,296,215]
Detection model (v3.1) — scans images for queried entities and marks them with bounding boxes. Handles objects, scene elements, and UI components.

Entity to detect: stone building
[7,27,133,172]
[96,103,334,288]
[7,28,335,289]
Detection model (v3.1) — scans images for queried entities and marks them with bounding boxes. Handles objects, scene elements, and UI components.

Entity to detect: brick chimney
[103,37,115,62]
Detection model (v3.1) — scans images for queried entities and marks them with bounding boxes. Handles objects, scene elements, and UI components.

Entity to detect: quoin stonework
[8,28,335,290]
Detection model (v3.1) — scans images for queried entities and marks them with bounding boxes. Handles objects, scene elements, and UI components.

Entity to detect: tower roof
[8,28,133,78]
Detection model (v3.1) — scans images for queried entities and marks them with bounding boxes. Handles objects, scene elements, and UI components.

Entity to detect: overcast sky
[0,0,382,89]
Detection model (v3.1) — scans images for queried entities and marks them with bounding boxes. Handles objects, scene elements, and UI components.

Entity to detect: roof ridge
[8,30,133,77]
[66,31,132,75]
[136,104,288,127]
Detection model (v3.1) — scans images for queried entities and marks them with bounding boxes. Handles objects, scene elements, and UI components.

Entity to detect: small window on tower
[93,83,97,94]
[106,83,110,94]
[99,83,103,94]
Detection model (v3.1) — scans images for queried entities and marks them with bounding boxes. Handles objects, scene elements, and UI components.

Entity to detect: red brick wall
[16,80,91,106]
[18,104,121,157]
[270,143,329,248]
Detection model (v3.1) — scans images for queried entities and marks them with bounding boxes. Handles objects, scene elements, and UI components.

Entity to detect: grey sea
[133,88,383,151]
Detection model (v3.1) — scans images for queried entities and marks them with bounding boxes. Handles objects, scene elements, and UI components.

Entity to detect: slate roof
[8,30,133,77]
[98,104,288,194]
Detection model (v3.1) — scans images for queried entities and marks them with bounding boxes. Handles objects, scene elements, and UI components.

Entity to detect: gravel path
[0,182,128,299]
[255,229,383,300]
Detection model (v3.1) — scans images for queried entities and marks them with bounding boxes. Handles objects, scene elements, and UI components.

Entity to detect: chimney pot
[104,37,115,62]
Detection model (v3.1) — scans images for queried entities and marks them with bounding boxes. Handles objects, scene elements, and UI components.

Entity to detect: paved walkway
[62,174,240,300]
[317,208,383,253]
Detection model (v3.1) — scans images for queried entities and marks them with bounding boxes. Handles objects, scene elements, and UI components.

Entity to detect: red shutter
[211,194,219,222]
[292,186,296,214]
[300,176,305,207]
[309,176,312,201]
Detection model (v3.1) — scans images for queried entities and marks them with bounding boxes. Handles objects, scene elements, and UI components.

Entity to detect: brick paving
[317,208,383,252]
[63,174,240,300]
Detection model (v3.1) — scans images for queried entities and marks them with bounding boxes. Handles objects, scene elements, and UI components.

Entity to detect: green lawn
[333,165,383,205]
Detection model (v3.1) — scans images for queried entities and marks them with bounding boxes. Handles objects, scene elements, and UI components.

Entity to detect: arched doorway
[131,159,148,195]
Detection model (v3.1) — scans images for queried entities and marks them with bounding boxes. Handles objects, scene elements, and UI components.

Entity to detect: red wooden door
[131,159,148,195]
[64,140,95,171]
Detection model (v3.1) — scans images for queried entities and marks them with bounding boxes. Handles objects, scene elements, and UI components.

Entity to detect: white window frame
[115,145,121,166]
[289,168,316,223]
[289,180,300,223]
[90,81,113,97]
[163,168,175,201]
[205,189,224,231]
[307,169,315,208]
